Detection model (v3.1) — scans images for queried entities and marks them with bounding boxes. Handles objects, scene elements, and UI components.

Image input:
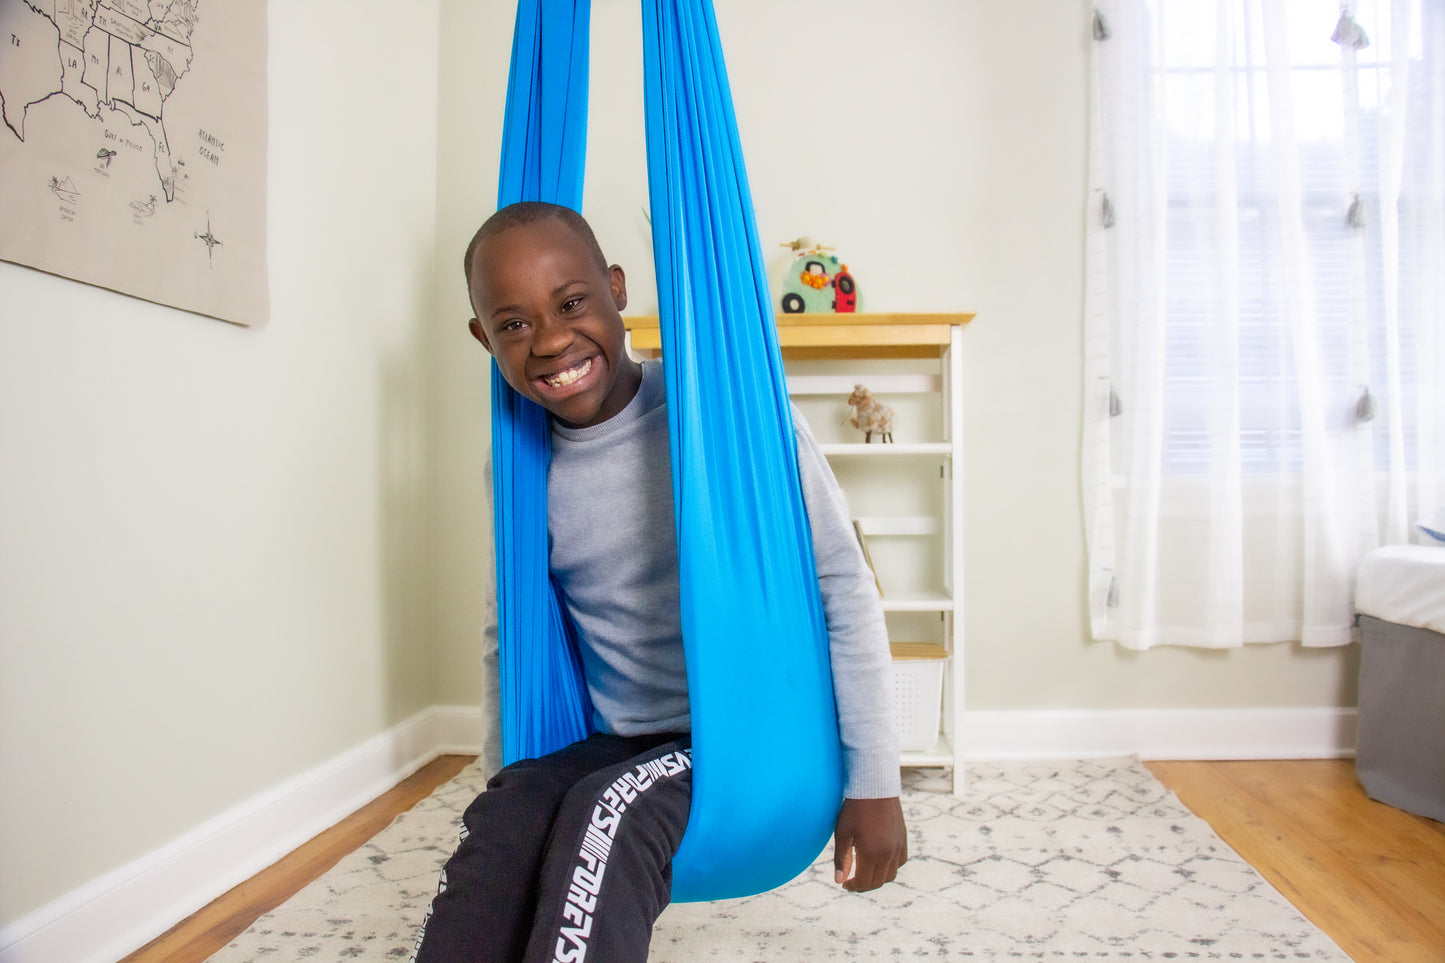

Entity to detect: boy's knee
[461,760,579,833]
[559,749,692,840]
[556,768,624,829]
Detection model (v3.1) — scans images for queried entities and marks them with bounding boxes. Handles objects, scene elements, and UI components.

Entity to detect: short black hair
[462,201,609,288]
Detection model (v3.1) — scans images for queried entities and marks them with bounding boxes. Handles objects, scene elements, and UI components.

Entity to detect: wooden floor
[119,757,1443,963]
[1144,760,1445,963]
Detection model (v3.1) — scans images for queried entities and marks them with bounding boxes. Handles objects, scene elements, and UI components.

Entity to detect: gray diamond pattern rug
[209,757,1349,961]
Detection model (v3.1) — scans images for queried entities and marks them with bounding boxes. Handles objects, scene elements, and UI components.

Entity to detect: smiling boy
[412,201,905,963]
[466,206,641,429]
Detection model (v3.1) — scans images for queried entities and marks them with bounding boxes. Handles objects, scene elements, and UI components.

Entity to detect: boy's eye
[561,296,583,312]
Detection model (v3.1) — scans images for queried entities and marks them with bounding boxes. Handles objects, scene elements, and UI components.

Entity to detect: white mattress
[1355,545,1445,636]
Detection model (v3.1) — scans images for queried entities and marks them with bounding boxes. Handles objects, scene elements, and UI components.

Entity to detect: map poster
[0,1,267,326]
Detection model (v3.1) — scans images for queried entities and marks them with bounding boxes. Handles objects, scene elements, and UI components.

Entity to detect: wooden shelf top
[624,311,975,360]
[890,642,950,661]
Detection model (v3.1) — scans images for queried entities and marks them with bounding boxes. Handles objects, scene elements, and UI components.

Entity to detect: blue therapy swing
[490,0,844,903]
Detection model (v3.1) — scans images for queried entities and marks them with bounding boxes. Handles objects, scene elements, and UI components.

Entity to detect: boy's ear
[609,264,628,312]
[468,318,494,353]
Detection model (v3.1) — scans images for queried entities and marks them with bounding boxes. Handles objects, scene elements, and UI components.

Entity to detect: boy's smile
[467,217,642,429]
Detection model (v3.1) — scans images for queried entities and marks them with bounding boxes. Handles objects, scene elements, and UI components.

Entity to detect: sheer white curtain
[1083,0,1445,650]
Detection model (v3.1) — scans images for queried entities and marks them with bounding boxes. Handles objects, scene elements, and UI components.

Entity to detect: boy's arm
[479,455,504,776]
[792,405,908,891]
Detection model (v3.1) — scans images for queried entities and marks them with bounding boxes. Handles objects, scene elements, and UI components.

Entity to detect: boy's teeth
[543,358,592,387]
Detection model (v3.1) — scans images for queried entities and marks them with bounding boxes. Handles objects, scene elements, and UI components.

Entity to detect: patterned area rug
[209,757,1349,961]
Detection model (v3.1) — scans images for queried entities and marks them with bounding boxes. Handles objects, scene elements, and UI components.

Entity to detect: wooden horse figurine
[846,385,894,443]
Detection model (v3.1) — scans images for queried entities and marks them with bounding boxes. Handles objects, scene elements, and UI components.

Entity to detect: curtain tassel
[1331,11,1370,50]
[1093,9,1111,41]
[1346,193,1366,228]
[1109,386,1123,417]
[1356,386,1377,423]
[1101,191,1116,228]
[1106,576,1120,607]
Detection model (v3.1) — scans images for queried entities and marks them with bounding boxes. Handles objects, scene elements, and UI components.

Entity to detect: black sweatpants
[412,732,693,963]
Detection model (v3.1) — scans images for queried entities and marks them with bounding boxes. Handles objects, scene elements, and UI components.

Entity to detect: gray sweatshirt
[547,360,900,799]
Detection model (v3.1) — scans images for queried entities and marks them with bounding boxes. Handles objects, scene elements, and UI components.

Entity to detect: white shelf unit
[784,330,967,794]
[626,313,974,795]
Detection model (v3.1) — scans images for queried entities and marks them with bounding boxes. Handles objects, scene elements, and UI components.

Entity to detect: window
[1083,1,1444,649]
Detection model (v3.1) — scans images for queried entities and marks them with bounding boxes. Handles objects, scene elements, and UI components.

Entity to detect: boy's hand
[833,796,908,892]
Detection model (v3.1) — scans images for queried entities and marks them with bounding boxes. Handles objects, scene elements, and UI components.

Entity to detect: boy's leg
[523,736,693,963]
[412,733,670,963]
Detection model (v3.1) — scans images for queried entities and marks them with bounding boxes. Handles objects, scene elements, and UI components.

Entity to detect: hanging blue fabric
[639,0,843,902]
[492,0,595,765]
[492,0,844,903]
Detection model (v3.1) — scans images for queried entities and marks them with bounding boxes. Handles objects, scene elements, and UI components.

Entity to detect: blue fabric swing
[490,0,844,903]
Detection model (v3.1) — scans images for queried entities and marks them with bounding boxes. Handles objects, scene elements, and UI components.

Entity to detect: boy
[413,202,906,963]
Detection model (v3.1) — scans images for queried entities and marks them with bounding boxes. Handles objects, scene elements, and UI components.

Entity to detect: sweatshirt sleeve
[792,405,902,799]
[479,456,505,776]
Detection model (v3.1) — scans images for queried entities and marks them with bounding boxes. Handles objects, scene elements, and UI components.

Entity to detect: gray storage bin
[1355,614,1445,822]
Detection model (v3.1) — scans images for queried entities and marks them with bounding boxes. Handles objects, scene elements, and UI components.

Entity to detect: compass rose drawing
[195,214,222,265]
[49,175,81,204]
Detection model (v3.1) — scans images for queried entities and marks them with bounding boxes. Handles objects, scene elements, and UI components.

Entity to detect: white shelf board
[880,591,954,613]
[819,442,951,457]
[900,732,954,768]
[787,373,942,396]
[855,516,940,536]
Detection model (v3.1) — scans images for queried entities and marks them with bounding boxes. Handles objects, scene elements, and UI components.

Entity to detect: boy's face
[467,218,641,429]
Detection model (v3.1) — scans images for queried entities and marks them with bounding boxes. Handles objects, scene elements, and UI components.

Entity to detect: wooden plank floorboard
[118,753,477,963]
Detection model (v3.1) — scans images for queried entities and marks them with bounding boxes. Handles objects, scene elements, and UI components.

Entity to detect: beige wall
[430,0,1359,717]
[0,0,441,922]
[0,0,1359,935]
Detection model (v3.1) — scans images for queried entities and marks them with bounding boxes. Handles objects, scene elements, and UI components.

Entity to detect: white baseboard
[0,705,485,963]
[959,707,1357,761]
[427,703,487,755]
[0,704,1349,963]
